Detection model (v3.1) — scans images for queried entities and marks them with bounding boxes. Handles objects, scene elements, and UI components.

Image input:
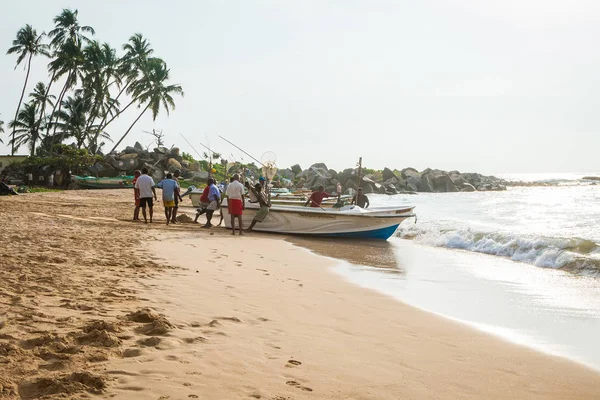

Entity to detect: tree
[95,33,154,137]
[48,9,94,48]
[53,94,94,148]
[29,82,56,113]
[0,119,4,144]
[7,24,48,155]
[8,102,42,156]
[110,58,183,153]
[81,41,120,151]
[46,9,94,152]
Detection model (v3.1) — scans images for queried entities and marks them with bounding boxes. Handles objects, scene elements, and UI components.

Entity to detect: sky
[1,0,600,174]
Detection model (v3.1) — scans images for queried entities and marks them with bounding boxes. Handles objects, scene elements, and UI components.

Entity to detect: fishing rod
[178,132,221,160]
[218,136,330,211]
[219,135,265,167]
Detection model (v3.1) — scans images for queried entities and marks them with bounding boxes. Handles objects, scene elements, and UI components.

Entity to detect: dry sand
[1,189,599,399]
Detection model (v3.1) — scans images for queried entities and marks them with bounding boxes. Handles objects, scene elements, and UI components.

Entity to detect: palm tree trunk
[47,71,72,154]
[36,71,55,131]
[89,84,129,153]
[45,76,69,138]
[10,54,32,155]
[109,102,150,153]
[102,97,136,130]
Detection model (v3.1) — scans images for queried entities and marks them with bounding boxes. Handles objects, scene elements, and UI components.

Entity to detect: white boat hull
[222,203,415,240]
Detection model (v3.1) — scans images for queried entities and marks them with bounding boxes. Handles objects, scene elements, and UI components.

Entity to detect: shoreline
[105,232,600,399]
[1,189,599,399]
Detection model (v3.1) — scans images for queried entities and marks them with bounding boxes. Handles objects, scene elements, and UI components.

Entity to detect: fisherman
[193,180,211,223]
[351,187,370,208]
[203,178,221,228]
[157,173,180,225]
[132,170,141,221]
[171,169,182,224]
[226,173,245,235]
[135,168,157,223]
[247,183,271,232]
[304,186,332,208]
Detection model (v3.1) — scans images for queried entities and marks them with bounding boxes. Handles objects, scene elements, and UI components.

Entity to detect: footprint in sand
[286,359,302,367]
[188,395,199,399]
[286,381,313,392]
[219,317,242,323]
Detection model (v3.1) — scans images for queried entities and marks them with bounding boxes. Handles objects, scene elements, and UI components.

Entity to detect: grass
[24,187,63,193]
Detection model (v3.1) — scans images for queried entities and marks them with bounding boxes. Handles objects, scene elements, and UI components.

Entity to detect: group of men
[131,169,370,229]
[193,174,271,235]
[133,168,183,224]
[305,185,370,208]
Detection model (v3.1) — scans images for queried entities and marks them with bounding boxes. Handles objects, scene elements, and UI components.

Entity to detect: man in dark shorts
[134,168,157,223]
[171,169,183,224]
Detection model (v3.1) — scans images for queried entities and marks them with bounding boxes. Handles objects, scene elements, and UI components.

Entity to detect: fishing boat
[71,175,135,189]
[222,202,416,240]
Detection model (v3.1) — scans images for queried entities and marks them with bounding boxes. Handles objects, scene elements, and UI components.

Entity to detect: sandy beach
[1,189,600,399]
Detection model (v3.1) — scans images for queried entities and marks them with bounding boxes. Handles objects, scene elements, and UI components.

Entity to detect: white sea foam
[397,225,599,274]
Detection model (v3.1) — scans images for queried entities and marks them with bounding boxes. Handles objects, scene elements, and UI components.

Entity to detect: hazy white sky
[2,0,599,174]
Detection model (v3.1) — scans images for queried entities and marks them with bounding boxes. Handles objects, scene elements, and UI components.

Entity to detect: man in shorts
[194,182,211,223]
[225,173,245,235]
[247,183,271,232]
[157,173,180,225]
[203,178,221,228]
[134,168,157,223]
[132,170,141,221]
[171,169,182,224]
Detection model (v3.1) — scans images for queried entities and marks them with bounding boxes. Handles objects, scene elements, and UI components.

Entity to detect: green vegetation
[24,187,63,193]
[19,144,102,170]
[4,9,183,157]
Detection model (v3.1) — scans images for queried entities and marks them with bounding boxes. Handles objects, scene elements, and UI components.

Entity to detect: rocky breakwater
[278,163,507,194]
[91,142,209,183]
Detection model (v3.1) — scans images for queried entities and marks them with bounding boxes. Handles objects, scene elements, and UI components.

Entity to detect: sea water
[327,177,600,371]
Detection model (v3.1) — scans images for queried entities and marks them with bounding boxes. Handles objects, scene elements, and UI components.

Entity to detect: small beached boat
[222,202,416,240]
[71,175,135,189]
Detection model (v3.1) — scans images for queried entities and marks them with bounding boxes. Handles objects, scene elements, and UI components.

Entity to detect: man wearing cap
[225,173,245,235]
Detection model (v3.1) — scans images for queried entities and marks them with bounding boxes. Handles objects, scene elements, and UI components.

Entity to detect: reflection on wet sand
[288,237,403,273]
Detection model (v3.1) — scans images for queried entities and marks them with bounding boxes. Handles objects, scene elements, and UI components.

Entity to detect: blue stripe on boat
[308,224,400,240]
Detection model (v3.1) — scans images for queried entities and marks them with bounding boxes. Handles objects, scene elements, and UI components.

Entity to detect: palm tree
[9,102,42,156]
[97,34,154,135]
[53,95,90,148]
[45,9,94,152]
[48,9,94,48]
[0,119,4,144]
[7,25,49,155]
[29,82,55,113]
[80,41,120,150]
[46,39,85,147]
[110,58,183,153]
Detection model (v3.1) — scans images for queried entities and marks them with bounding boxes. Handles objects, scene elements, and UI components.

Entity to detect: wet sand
[1,189,600,399]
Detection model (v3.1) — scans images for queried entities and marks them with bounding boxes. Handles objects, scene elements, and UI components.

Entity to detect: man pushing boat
[247,183,271,232]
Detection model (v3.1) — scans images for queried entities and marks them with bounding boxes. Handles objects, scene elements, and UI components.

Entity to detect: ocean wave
[396,226,600,276]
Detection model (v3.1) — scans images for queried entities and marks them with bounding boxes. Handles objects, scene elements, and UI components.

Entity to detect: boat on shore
[221,202,415,240]
[71,175,134,189]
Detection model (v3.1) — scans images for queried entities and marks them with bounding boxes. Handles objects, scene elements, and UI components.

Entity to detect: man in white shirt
[225,174,245,235]
[134,168,157,223]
